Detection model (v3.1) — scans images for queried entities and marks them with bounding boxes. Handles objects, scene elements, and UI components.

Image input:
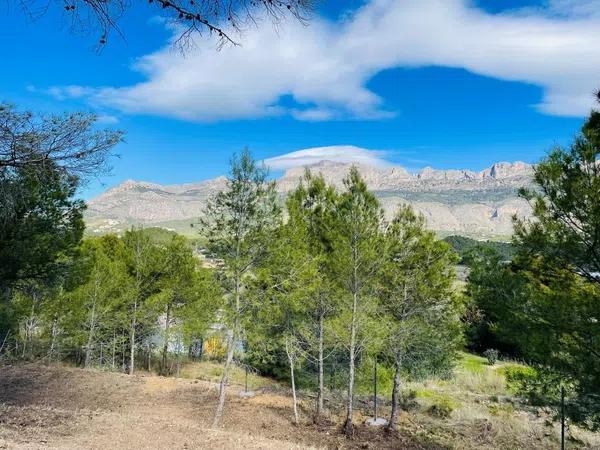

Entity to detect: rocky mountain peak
[483,161,533,179]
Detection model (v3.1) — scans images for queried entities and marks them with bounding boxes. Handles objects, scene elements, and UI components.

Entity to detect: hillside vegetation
[443,236,515,262]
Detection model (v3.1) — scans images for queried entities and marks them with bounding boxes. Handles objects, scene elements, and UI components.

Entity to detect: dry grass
[389,353,600,449]
[179,360,272,391]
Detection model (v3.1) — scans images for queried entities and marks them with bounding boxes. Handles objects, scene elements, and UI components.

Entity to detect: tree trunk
[344,289,358,436]
[48,319,58,361]
[213,271,242,427]
[161,304,171,375]
[122,335,126,372]
[130,238,144,376]
[22,294,37,358]
[286,339,300,426]
[112,333,116,370]
[176,334,181,378]
[0,330,10,356]
[316,309,325,417]
[129,298,137,375]
[84,295,97,368]
[212,327,235,427]
[387,353,402,431]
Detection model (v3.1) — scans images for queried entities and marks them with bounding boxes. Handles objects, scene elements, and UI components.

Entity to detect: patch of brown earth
[0,363,441,449]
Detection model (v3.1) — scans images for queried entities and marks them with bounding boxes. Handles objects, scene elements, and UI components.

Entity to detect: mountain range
[85,160,535,239]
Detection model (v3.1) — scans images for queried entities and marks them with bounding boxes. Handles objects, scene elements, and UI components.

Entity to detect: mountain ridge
[86,160,535,238]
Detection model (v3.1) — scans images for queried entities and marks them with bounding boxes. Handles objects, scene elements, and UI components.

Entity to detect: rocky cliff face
[86,161,535,238]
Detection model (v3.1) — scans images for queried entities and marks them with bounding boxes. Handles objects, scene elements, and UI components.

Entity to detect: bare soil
[0,363,440,449]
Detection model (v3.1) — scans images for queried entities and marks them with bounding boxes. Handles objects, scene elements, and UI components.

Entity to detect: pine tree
[149,235,220,375]
[251,214,321,425]
[331,167,384,436]
[380,205,462,430]
[201,149,280,427]
[286,171,339,417]
[122,229,161,375]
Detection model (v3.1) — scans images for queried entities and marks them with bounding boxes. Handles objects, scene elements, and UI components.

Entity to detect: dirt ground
[0,363,440,449]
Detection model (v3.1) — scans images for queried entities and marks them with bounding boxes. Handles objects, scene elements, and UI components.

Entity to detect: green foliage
[459,352,487,373]
[380,205,463,382]
[501,365,596,424]
[488,402,514,417]
[427,394,456,419]
[0,162,85,295]
[138,227,180,245]
[515,110,600,282]
[248,207,321,376]
[503,365,541,396]
[467,109,600,428]
[354,359,395,395]
[200,149,280,331]
[444,235,515,263]
[148,234,221,373]
[1,227,219,371]
[0,103,121,302]
[464,248,528,355]
[483,349,499,365]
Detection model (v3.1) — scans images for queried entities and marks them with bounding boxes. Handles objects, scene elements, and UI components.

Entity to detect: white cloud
[264,145,391,170]
[291,107,337,122]
[52,0,600,121]
[96,114,120,124]
[47,85,96,101]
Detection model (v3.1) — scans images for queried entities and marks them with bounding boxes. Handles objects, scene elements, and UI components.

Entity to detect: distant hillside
[85,160,535,239]
[444,235,516,262]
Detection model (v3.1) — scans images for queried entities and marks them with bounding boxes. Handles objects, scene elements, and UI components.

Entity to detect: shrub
[488,402,514,417]
[427,395,456,419]
[504,365,600,429]
[203,335,226,360]
[483,349,499,365]
[503,366,539,394]
[399,389,419,411]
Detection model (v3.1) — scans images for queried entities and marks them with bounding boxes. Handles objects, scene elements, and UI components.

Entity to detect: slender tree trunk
[129,298,137,375]
[316,309,325,417]
[212,326,235,427]
[84,289,97,368]
[121,337,126,372]
[0,330,10,356]
[161,304,171,375]
[175,333,181,378]
[344,289,358,436]
[387,353,403,431]
[112,333,116,370]
[213,267,243,427]
[48,319,58,361]
[286,338,300,426]
[130,238,144,376]
[330,359,335,390]
[22,295,37,358]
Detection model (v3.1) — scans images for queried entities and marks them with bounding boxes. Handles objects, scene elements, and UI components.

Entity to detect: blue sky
[1,0,598,198]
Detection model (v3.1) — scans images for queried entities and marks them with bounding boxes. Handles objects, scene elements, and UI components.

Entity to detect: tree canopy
[466,105,600,428]
[0,104,121,298]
